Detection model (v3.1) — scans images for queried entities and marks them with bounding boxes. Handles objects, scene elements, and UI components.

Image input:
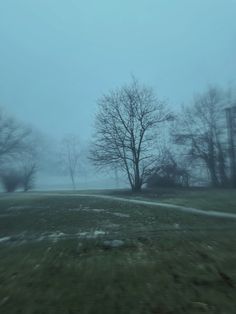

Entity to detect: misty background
[0,0,236,189]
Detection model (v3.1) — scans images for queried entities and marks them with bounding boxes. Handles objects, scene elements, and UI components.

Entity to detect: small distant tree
[0,108,31,162]
[90,78,172,192]
[20,162,37,192]
[0,107,43,192]
[60,135,80,189]
[1,170,21,192]
[1,162,37,193]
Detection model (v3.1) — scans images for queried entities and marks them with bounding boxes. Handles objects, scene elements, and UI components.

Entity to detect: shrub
[146,164,189,188]
[1,170,22,192]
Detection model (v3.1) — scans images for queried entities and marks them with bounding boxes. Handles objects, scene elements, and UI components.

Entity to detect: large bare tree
[173,87,228,187]
[90,79,172,192]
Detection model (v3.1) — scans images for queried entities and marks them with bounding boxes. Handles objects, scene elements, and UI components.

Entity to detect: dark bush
[146,164,189,188]
[1,171,22,192]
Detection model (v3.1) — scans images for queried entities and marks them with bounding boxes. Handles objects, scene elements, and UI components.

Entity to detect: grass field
[0,192,236,314]
[99,188,236,213]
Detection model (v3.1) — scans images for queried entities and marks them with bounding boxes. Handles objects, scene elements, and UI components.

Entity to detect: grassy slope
[0,193,236,314]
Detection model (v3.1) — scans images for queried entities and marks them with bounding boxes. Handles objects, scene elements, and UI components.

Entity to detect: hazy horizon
[1,0,236,141]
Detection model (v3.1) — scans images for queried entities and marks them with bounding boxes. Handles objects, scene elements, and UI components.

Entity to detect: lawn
[0,192,236,314]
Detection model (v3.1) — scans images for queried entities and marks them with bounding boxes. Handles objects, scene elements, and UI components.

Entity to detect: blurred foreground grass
[0,193,235,314]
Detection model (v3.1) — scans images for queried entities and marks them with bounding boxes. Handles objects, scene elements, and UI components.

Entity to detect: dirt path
[77,194,236,219]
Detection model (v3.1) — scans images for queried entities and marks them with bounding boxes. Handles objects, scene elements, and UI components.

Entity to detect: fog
[0,0,236,190]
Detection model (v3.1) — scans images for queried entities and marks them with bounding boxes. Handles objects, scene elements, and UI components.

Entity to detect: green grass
[0,193,236,314]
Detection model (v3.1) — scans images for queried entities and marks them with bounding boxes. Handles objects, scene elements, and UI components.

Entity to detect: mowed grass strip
[0,193,236,314]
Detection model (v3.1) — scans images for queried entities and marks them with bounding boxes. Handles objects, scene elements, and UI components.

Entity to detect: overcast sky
[0,0,236,141]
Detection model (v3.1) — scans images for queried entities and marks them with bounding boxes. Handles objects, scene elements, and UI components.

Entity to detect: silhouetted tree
[60,135,80,189]
[173,87,228,187]
[90,79,172,192]
[20,162,37,192]
[0,108,31,163]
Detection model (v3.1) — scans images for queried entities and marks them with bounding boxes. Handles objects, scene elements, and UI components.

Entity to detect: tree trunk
[217,143,228,187]
[132,183,142,193]
[207,137,219,187]
[208,163,219,187]
[132,163,142,192]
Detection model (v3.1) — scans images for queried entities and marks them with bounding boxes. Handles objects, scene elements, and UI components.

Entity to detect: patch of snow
[48,232,66,242]
[94,230,106,236]
[78,230,107,238]
[112,212,130,218]
[91,209,106,213]
[0,236,11,243]
[77,232,89,237]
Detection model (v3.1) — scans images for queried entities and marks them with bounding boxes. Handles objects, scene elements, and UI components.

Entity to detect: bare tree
[0,108,31,163]
[20,157,37,192]
[173,87,228,187]
[90,79,172,192]
[61,135,80,189]
[225,105,236,187]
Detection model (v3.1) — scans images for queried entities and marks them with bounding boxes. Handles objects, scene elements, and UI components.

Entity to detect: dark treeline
[1,79,236,192]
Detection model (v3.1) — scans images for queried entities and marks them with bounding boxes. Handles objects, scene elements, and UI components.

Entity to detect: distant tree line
[1,78,235,193]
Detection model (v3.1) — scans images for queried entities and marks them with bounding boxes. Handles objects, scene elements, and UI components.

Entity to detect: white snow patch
[0,237,11,243]
[78,230,107,238]
[77,232,89,237]
[112,212,130,218]
[48,232,66,242]
[91,209,106,213]
[94,230,106,236]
